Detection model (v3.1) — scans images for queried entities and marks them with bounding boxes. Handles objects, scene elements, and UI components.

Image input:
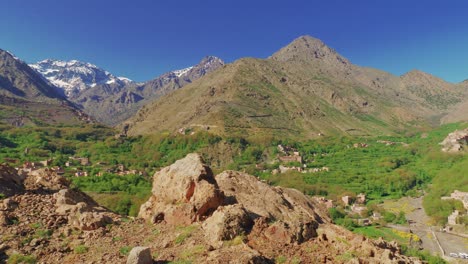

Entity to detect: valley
[0,34,467,263]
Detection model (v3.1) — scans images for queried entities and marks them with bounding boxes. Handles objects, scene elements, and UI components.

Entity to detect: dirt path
[383,196,468,261]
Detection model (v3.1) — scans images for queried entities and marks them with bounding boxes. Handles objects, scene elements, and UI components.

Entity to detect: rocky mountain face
[29,55,224,126]
[125,35,465,138]
[0,154,421,263]
[29,59,132,97]
[0,50,65,102]
[0,50,92,126]
[71,56,224,125]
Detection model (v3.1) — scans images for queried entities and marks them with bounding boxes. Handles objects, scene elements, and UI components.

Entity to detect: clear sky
[2,0,468,83]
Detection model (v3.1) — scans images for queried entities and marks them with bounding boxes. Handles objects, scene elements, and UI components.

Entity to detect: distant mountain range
[29,56,224,125]
[29,59,133,97]
[1,36,467,136]
[0,50,91,127]
[124,35,468,138]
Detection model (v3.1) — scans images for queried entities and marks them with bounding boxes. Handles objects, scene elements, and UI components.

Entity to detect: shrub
[7,253,36,264]
[119,246,132,255]
[74,245,88,254]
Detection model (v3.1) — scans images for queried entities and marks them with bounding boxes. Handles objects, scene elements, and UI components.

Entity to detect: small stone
[29,238,40,247]
[126,246,153,264]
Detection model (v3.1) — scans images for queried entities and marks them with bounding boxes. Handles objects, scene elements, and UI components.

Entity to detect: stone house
[356,193,366,204]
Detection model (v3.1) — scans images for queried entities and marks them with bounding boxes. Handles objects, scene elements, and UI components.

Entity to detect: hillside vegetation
[0,121,465,224]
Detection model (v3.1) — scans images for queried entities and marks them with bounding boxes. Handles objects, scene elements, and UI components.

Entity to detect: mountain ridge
[125,35,467,138]
[29,59,133,97]
[0,49,92,126]
[71,56,225,125]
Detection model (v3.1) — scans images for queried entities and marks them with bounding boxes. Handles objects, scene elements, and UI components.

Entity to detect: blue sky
[2,0,468,82]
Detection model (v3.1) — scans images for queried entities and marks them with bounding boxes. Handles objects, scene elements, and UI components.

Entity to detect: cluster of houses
[273,144,330,174]
[342,193,367,214]
[10,156,145,179]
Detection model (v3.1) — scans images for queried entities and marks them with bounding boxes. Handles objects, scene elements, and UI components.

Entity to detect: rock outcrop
[54,189,116,230]
[216,170,325,244]
[24,168,69,191]
[440,128,468,152]
[0,164,24,197]
[139,153,224,225]
[0,153,423,263]
[141,154,328,247]
[202,204,252,248]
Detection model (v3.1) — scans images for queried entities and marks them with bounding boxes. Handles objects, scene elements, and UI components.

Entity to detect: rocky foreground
[0,154,422,263]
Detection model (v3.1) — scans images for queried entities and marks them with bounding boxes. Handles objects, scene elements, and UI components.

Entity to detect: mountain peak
[199,55,224,64]
[176,56,224,80]
[29,59,132,96]
[269,35,350,67]
[401,69,447,84]
[290,35,326,48]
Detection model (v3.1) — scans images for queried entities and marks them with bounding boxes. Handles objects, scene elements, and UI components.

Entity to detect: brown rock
[0,211,9,226]
[54,189,99,214]
[24,168,69,191]
[202,204,253,248]
[0,198,18,211]
[126,246,153,264]
[0,164,24,197]
[206,244,272,264]
[139,153,224,225]
[77,212,113,231]
[54,189,116,230]
[216,170,323,243]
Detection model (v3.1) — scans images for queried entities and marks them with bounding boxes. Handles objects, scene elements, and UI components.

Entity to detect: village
[7,156,147,181]
[3,140,466,236]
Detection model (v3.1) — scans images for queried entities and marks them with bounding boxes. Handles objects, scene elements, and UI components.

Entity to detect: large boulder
[54,189,99,214]
[24,168,69,191]
[54,189,115,230]
[0,164,24,197]
[139,153,224,225]
[216,171,325,244]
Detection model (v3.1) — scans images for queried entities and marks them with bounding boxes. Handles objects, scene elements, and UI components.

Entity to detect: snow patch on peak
[173,66,193,77]
[5,50,21,61]
[118,76,133,83]
[29,59,133,97]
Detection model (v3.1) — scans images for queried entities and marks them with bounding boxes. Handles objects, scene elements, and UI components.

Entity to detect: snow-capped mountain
[29,59,132,97]
[172,66,194,77]
[72,56,224,126]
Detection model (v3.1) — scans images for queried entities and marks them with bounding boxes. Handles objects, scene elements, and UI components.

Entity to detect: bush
[7,254,36,264]
[74,245,88,254]
[329,207,345,221]
[383,211,396,223]
[335,217,357,231]
[119,246,132,255]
